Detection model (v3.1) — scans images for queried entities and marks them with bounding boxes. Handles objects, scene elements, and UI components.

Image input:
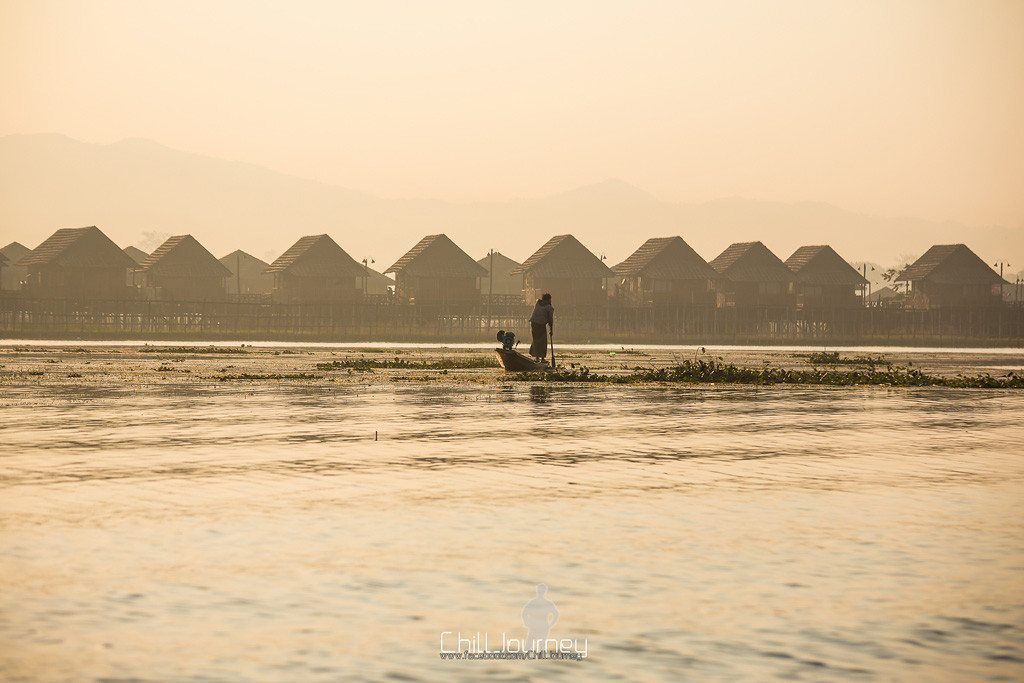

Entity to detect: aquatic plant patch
[315,357,499,371]
[508,359,1023,389]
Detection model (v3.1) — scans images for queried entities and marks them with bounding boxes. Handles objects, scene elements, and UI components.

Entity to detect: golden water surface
[1,361,1023,680]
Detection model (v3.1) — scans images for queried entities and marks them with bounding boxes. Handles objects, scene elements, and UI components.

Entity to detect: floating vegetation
[315,357,499,371]
[507,359,1023,389]
[610,348,648,356]
[139,346,248,355]
[216,373,322,381]
[802,351,890,366]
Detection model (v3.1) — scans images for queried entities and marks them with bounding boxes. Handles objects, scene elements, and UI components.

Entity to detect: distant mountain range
[1,133,1019,270]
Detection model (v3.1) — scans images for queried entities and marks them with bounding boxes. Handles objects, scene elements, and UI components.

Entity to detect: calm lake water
[1,376,1023,680]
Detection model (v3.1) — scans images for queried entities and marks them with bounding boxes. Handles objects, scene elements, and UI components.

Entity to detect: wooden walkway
[0,296,1021,345]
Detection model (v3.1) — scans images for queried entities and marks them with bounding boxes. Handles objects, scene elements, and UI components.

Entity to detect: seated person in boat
[496,329,517,351]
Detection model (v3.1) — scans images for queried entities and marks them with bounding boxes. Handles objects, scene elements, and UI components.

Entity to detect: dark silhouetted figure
[529,293,553,362]
[496,329,516,351]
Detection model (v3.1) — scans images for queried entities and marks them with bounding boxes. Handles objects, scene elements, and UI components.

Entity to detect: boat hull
[495,348,548,372]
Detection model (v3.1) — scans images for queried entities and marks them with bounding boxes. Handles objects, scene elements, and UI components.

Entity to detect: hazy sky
[2,0,1023,227]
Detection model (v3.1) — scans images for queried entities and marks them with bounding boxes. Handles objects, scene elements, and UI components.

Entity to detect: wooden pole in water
[549,323,556,370]
[487,249,494,333]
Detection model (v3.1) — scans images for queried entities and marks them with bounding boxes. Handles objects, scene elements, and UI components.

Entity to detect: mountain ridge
[1,133,1019,269]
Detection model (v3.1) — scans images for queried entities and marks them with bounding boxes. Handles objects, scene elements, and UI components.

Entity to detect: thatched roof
[364,267,394,286]
[476,251,521,273]
[709,241,793,282]
[895,244,1007,285]
[1,242,31,263]
[140,235,232,278]
[221,249,269,269]
[785,245,868,286]
[220,250,273,280]
[18,226,136,269]
[613,236,718,280]
[511,235,613,278]
[0,252,8,267]
[264,234,365,277]
[123,246,149,265]
[386,234,487,277]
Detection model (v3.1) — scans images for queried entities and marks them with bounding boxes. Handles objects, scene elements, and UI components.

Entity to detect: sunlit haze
[2,0,1022,230]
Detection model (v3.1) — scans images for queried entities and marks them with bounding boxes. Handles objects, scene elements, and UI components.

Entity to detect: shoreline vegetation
[0,345,1021,389]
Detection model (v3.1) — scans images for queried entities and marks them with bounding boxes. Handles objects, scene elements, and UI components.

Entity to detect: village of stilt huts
[0,226,1021,344]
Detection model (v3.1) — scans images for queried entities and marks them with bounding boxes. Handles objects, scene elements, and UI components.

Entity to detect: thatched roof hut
[386,234,486,304]
[477,251,523,297]
[512,235,613,305]
[613,236,718,305]
[140,234,231,301]
[18,226,135,299]
[220,249,273,296]
[709,241,794,306]
[265,234,365,302]
[122,245,149,287]
[785,245,868,308]
[895,244,1007,308]
[0,242,30,291]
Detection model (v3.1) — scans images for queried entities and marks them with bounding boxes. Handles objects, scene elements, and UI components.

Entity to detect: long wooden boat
[495,347,548,372]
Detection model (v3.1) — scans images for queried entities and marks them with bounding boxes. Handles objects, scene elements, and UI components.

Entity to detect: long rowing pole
[549,325,556,370]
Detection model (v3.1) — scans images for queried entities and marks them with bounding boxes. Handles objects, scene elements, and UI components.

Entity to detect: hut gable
[221,249,271,275]
[141,235,231,278]
[476,251,521,273]
[1,242,32,290]
[785,245,868,286]
[221,249,274,296]
[18,226,135,269]
[709,242,793,282]
[1,242,32,264]
[613,237,717,280]
[512,235,613,279]
[477,251,523,297]
[265,234,365,278]
[123,246,149,265]
[895,244,1006,285]
[386,234,487,277]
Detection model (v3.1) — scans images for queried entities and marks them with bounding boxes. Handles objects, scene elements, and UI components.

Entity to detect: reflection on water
[1,379,1023,681]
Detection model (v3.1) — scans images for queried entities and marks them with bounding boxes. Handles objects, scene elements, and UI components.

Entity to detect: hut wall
[233,273,274,296]
[717,281,793,307]
[908,280,1003,308]
[616,277,715,305]
[477,267,523,296]
[523,275,606,305]
[273,273,361,303]
[25,265,128,300]
[2,264,28,291]
[395,274,479,304]
[147,274,226,301]
[794,284,862,308]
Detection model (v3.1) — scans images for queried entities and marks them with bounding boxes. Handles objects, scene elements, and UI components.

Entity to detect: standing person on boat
[529,293,554,362]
